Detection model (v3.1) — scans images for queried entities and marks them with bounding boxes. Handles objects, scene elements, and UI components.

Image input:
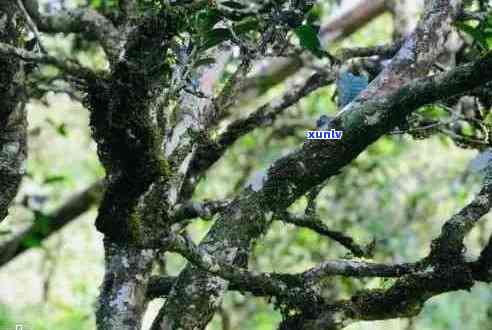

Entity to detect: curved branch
[161,233,413,298]
[0,41,101,80]
[279,212,370,257]
[23,0,121,62]
[320,0,388,41]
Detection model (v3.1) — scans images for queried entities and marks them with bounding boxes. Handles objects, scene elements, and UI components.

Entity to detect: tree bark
[96,240,156,330]
[0,2,27,223]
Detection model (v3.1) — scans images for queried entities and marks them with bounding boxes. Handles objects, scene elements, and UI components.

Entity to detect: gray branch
[278,212,371,258]
[0,41,100,79]
[23,0,122,63]
[170,200,232,223]
[159,233,414,300]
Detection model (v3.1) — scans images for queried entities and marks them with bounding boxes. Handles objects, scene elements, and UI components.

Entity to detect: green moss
[128,211,143,243]
[159,156,172,179]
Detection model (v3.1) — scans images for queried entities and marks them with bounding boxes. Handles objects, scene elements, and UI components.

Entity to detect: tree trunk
[0,2,27,223]
[96,239,156,330]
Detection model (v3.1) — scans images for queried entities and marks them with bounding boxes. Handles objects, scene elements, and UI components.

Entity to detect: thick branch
[429,164,492,261]
[170,200,231,222]
[337,39,404,62]
[320,0,388,41]
[96,240,156,330]
[471,234,492,282]
[160,234,413,299]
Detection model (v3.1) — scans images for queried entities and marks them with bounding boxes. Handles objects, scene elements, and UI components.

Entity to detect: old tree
[3,0,492,329]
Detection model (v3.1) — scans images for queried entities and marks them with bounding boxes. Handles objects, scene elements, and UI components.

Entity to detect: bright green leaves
[291,3,325,58]
[195,8,223,32]
[46,118,68,137]
[455,15,492,51]
[195,8,258,50]
[202,28,232,50]
[88,0,119,14]
[21,212,53,248]
[89,0,116,9]
[294,24,325,58]
[419,105,448,120]
[43,175,68,185]
[193,57,217,68]
[305,3,322,25]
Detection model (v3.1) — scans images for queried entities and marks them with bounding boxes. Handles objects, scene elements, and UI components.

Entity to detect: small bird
[336,64,369,108]
[316,115,332,129]
[314,63,368,129]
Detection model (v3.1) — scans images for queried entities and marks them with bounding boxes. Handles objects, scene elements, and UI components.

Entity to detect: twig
[278,212,371,258]
[0,41,100,80]
[16,0,48,54]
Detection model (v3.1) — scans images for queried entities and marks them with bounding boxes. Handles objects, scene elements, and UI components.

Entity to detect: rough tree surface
[2,1,492,330]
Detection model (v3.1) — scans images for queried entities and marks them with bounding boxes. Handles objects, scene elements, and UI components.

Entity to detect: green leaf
[20,212,53,248]
[233,17,258,34]
[421,105,447,119]
[483,112,492,126]
[43,175,67,184]
[21,236,43,248]
[484,30,492,49]
[306,4,322,25]
[294,24,325,58]
[195,9,222,32]
[202,28,232,50]
[461,122,474,136]
[193,57,217,68]
[57,123,68,136]
[46,118,69,137]
[455,22,488,50]
[33,212,52,235]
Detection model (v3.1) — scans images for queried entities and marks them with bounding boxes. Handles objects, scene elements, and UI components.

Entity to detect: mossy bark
[0,3,27,223]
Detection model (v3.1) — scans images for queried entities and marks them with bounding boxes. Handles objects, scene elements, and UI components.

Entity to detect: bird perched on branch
[336,62,369,108]
[315,61,369,129]
[316,115,332,129]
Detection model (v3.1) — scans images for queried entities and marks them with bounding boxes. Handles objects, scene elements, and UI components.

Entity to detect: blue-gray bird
[336,68,369,108]
[315,65,369,129]
[316,115,332,129]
